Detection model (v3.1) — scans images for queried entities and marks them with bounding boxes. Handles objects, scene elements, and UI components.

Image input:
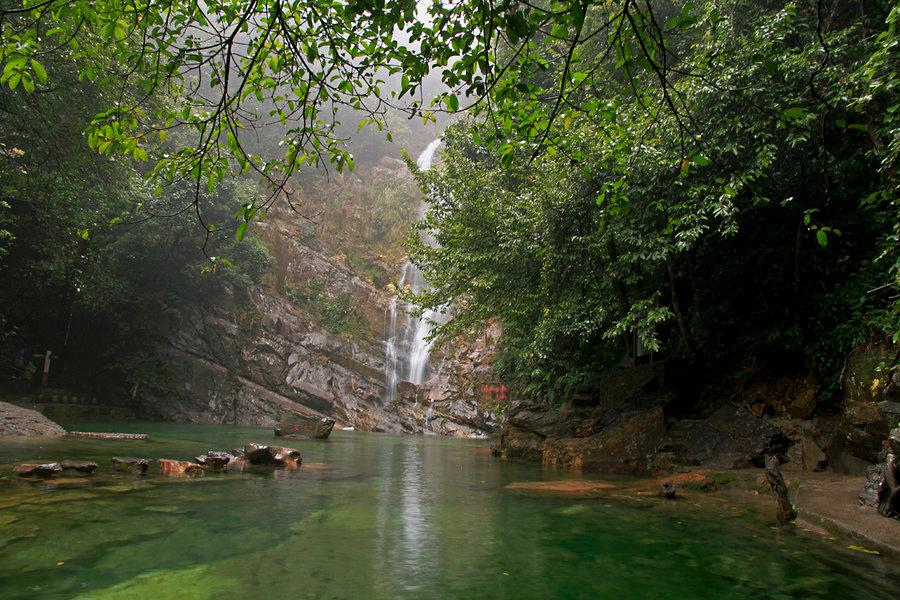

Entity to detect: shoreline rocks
[195,451,234,471]
[60,460,99,474]
[241,443,302,468]
[0,401,66,436]
[13,462,63,477]
[158,459,203,476]
[111,456,151,474]
[68,431,149,441]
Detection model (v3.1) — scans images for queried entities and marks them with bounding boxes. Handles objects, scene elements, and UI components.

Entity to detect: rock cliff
[142,198,498,437]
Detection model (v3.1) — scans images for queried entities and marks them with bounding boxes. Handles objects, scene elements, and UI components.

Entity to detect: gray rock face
[136,205,499,438]
[665,406,790,469]
[838,337,900,463]
[0,401,66,436]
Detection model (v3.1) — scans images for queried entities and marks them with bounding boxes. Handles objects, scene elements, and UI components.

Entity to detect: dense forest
[409,1,899,408]
[0,0,897,412]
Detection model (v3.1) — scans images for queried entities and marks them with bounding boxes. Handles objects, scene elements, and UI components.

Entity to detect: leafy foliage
[409,1,899,399]
[288,276,370,337]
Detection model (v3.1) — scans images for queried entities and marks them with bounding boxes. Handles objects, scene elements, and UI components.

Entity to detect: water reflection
[0,425,896,599]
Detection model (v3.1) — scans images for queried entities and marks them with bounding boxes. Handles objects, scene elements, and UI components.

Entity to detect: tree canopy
[406,0,899,400]
[1,0,897,401]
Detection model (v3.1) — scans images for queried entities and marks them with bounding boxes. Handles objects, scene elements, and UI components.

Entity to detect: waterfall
[383,139,443,410]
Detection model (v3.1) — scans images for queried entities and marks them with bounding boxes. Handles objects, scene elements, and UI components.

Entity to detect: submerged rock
[60,460,98,474]
[111,456,151,474]
[13,462,62,477]
[158,459,203,476]
[505,480,617,497]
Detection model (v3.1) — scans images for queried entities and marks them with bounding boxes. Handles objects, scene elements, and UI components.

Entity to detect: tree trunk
[765,455,797,523]
[667,257,696,357]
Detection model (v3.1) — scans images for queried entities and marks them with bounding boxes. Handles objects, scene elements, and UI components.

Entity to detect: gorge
[1,0,899,597]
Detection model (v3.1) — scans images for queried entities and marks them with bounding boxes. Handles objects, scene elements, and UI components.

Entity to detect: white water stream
[383,139,444,422]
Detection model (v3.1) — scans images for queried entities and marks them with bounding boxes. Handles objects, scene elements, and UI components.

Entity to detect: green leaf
[816,229,828,247]
[30,60,47,84]
[782,107,808,121]
[236,221,248,241]
[445,94,459,112]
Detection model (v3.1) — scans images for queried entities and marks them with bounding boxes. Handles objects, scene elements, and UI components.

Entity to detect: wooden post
[41,350,52,388]
[765,455,797,523]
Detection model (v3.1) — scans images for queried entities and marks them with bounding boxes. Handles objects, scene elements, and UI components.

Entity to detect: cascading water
[383,139,444,427]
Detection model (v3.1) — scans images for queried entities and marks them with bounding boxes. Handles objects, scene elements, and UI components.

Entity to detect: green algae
[74,565,236,599]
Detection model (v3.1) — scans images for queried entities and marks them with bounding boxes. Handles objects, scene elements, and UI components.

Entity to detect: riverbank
[789,471,900,555]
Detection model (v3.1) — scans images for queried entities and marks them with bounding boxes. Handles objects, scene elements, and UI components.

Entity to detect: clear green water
[0,421,897,599]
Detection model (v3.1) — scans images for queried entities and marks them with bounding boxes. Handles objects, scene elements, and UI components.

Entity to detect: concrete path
[788,471,900,555]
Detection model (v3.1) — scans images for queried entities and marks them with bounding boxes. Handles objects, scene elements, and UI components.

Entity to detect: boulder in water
[195,451,233,471]
[111,456,151,474]
[13,462,62,477]
[158,459,203,476]
[60,460,98,474]
[243,443,302,468]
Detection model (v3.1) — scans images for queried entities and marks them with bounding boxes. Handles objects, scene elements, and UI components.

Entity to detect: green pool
[0,422,896,598]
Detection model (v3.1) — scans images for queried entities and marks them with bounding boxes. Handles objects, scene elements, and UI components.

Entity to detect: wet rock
[60,460,98,474]
[242,443,302,468]
[195,451,233,471]
[158,459,203,476]
[0,401,66,436]
[13,462,62,477]
[111,456,151,474]
[68,431,149,441]
[661,483,677,499]
[396,381,418,402]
